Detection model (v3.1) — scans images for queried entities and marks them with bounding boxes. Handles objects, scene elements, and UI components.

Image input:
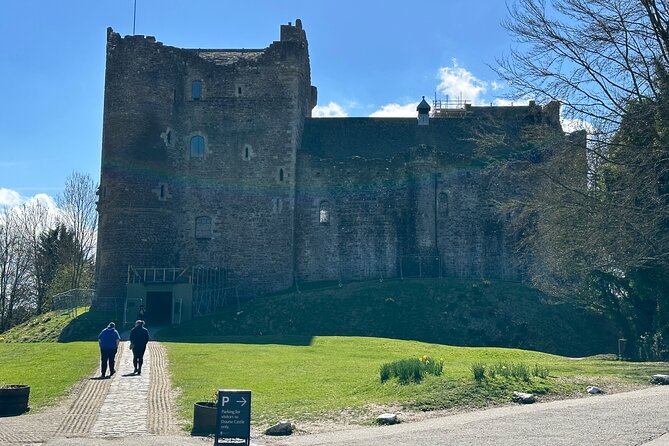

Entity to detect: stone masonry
[95,20,571,302]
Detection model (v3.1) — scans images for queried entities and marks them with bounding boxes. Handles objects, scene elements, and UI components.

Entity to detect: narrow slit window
[192,80,202,100]
[237,86,243,95]
[245,147,249,159]
[190,135,205,157]
[195,216,212,239]
[160,185,165,199]
[279,168,284,181]
[319,201,330,224]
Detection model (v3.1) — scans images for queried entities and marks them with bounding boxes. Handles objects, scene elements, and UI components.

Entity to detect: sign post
[214,389,251,445]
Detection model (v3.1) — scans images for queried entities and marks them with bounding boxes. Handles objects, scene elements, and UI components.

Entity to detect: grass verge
[0,308,90,343]
[0,342,99,410]
[164,336,668,429]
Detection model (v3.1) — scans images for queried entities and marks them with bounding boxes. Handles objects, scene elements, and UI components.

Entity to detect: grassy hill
[2,278,618,356]
[158,278,617,357]
[1,307,118,343]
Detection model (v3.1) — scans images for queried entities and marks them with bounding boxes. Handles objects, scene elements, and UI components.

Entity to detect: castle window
[195,216,212,239]
[319,201,330,224]
[439,192,449,216]
[190,135,205,157]
[243,144,252,161]
[279,168,284,182]
[160,185,165,199]
[166,131,171,145]
[237,86,243,95]
[192,80,202,100]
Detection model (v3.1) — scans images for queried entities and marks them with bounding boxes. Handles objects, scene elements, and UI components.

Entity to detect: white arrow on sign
[237,397,247,406]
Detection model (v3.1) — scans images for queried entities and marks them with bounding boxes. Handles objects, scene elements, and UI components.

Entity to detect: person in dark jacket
[98,322,120,378]
[137,305,147,325]
[129,320,150,375]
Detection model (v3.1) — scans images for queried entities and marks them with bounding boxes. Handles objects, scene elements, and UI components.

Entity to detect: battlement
[281,19,307,42]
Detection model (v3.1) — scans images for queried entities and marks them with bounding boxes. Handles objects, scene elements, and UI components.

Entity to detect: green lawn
[0,343,99,409]
[164,335,669,428]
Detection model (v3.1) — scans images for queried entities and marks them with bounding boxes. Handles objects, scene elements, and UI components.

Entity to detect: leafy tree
[34,224,79,311]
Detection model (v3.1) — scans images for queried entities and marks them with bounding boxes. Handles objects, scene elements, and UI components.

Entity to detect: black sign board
[214,389,251,445]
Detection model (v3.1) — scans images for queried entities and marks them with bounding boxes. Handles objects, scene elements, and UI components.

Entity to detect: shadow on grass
[156,334,314,346]
[58,310,120,342]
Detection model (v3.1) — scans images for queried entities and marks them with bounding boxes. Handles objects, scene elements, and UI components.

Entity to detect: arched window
[279,168,284,182]
[319,201,330,224]
[190,135,205,157]
[195,216,212,239]
[192,80,202,100]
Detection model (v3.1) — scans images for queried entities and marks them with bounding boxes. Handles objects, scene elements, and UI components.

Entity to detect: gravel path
[0,341,190,445]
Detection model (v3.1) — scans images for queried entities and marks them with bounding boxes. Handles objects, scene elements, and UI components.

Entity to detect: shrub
[532,363,550,378]
[379,356,444,385]
[475,362,542,382]
[471,362,486,382]
[511,363,531,382]
[491,362,512,378]
[379,363,392,383]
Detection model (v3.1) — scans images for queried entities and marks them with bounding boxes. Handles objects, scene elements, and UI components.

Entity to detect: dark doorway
[146,291,172,325]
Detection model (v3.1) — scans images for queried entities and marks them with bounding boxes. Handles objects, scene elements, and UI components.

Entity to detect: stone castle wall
[96,21,567,299]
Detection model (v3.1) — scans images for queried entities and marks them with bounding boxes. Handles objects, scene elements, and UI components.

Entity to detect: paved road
[265,386,669,446]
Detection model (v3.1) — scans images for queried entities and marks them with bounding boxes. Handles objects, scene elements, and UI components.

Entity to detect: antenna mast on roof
[132,0,137,35]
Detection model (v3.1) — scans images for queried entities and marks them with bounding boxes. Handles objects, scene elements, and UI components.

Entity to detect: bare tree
[496,0,669,357]
[18,199,57,313]
[57,172,98,290]
[497,0,669,136]
[0,205,38,331]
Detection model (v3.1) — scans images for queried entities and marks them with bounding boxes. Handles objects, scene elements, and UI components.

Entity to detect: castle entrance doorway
[146,291,172,326]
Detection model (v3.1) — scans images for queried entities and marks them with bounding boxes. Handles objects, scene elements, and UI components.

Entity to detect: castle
[95,20,567,324]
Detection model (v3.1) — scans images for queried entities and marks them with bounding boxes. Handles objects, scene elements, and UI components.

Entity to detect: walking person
[137,305,147,325]
[98,322,120,378]
[129,320,150,375]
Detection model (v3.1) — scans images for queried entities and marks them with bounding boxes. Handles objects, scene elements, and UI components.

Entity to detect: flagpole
[132,0,137,35]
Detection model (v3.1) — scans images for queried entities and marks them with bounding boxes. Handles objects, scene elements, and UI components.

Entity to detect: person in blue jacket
[98,322,120,378]
[129,320,150,375]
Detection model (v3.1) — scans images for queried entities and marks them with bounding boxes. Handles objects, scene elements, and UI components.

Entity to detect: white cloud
[0,188,22,206]
[369,102,418,118]
[26,193,59,215]
[492,98,516,106]
[312,102,348,117]
[0,189,60,221]
[437,60,488,104]
[561,117,595,133]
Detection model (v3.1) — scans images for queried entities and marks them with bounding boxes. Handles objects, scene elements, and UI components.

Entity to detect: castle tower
[96,21,316,312]
[96,30,179,300]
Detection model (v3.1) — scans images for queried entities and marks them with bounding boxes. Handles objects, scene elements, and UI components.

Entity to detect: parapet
[106,27,163,46]
[281,19,307,42]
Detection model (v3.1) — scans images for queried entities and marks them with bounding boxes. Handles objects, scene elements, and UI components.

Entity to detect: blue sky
[0,0,518,205]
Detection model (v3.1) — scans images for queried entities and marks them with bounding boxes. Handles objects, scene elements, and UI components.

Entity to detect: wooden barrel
[0,385,30,416]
